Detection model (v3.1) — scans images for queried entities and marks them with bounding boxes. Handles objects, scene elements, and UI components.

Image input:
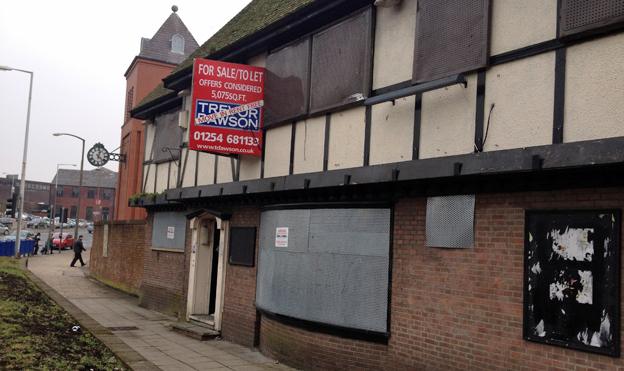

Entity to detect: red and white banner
[189,58,265,156]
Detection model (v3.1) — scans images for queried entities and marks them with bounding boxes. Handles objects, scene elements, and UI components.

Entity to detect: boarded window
[559,0,624,37]
[152,211,187,251]
[309,8,373,113]
[265,38,311,126]
[426,195,475,248]
[413,0,490,83]
[524,210,620,356]
[229,227,257,266]
[152,111,182,163]
[256,208,390,333]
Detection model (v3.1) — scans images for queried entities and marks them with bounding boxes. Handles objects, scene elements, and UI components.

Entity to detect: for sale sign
[189,58,265,156]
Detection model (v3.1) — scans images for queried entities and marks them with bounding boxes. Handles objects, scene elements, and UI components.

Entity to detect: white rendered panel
[293,117,325,174]
[328,107,365,170]
[370,96,414,165]
[196,152,215,186]
[264,124,292,178]
[239,155,261,181]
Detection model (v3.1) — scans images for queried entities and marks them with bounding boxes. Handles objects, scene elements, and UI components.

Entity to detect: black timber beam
[162,137,624,204]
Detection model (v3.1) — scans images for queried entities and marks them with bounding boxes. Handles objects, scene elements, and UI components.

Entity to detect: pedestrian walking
[70,235,86,267]
[33,233,41,255]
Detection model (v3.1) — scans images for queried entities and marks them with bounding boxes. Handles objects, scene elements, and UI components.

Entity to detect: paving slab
[28,250,294,371]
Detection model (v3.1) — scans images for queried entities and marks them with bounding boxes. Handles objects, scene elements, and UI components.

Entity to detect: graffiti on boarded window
[524,210,620,357]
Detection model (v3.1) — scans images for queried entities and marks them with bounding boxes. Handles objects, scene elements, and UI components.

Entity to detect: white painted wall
[564,33,624,142]
[144,122,155,160]
[197,152,215,186]
[420,74,477,159]
[181,149,197,188]
[490,0,557,55]
[239,155,262,181]
[370,96,414,164]
[328,107,365,170]
[373,0,416,89]
[483,52,555,151]
[264,124,292,177]
[143,164,156,193]
[169,161,179,189]
[293,117,325,174]
[216,156,234,183]
[155,162,170,193]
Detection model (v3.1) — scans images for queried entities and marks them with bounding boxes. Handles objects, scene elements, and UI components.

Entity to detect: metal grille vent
[426,195,475,248]
[413,0,490,83]
[560,0,624,36]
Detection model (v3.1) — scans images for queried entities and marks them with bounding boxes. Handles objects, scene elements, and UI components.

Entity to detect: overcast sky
[0,0,251,182]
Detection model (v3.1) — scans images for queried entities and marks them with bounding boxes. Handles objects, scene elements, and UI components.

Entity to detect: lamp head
[0,65,13,71]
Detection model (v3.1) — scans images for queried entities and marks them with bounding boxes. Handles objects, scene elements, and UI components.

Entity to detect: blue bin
[0,240,35,256]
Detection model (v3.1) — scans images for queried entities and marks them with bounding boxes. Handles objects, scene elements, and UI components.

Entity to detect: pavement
[27,250,293,371]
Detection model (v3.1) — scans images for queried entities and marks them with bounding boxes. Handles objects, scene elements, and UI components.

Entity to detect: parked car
[0,225,9,235]
[0,217,14,227]
[4,231,34,241]
[52,233,74,250]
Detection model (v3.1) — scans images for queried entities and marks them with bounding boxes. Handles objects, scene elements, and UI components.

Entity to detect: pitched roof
[51,168,118,189]
[135,0,315,109]
[138,10,199,66]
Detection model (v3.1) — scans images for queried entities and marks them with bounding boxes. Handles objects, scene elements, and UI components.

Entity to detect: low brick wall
[89,220,146,296]
[138,214,191,319]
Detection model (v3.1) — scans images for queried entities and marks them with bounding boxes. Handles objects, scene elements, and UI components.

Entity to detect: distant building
[114,6,198,221]
[0,175,51,215]
[51,168,117,221]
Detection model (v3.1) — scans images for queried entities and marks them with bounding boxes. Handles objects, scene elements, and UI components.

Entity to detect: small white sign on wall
[167,226,175,240]
[275,227,289,247]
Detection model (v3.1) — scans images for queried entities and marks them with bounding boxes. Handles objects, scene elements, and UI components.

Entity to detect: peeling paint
[535,319,546,337]
[530,262,541,275]
[549,227,594,261]
[604,237,610,258]
[549,281,567,301]
[529,232,533,242]
[576,270,593,305]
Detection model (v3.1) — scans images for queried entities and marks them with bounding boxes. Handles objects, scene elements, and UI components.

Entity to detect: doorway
[186,214,229,330]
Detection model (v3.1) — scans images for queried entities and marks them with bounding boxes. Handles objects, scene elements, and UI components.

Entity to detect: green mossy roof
[135,0,315,110]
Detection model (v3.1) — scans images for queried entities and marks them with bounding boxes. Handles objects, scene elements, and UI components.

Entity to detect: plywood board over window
[152,111,182,163]
[413,0,490,83]
[310,7,373,113]
[265,38,311,126]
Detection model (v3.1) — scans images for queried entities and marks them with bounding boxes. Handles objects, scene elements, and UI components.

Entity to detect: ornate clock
[87,143,110,167]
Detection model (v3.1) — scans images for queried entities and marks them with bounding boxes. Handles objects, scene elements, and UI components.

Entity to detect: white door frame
[186,214,229,330]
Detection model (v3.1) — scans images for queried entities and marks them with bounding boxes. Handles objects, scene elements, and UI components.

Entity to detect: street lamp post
[50,163,76,233]
[53,133,85,244]
[1,65,34,258]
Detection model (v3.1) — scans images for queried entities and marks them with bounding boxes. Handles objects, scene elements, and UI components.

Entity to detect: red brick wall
[89,220,146,295]
[255,188,624,370]
[138,213,191,318]
[221,207,262,347]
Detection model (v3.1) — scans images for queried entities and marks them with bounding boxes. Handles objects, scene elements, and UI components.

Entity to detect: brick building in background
[113,6,198,221]
[51,168,117,221]
[0,175,51,215]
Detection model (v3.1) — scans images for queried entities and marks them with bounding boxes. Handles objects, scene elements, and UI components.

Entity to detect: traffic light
[5,192,17,218]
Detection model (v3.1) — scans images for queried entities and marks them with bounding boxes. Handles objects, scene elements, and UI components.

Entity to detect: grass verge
[0,257,125,370]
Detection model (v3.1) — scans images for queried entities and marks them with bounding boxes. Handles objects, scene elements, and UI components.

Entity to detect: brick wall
[254,188,624,370]
[89,220,146,295]
[138,213,191,318]
[221,207,262,347]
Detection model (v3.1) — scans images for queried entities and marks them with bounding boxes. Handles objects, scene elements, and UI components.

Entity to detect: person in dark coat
[70,235,86,267]
[33,233,41,255]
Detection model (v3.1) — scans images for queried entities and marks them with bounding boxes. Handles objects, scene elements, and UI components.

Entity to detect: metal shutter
[152,211,187,250]
[264,38,311,126]
[413,0,490,83]
[309,8,373,113]
[256,208,390,333]
[560,0,624,37]
[426,195,475,248]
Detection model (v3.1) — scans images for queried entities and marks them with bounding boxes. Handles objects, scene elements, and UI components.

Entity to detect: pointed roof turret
[138,6,199,65]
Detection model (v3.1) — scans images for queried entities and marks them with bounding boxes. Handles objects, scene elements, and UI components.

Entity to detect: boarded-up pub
[91,0,624,369]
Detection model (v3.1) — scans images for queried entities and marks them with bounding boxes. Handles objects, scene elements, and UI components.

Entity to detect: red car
[52,233,74,250]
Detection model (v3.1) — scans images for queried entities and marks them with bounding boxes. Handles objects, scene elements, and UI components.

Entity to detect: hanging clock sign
[87,143,110,167]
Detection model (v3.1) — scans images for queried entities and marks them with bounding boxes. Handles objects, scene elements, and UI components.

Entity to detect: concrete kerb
[25,269,160,370]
